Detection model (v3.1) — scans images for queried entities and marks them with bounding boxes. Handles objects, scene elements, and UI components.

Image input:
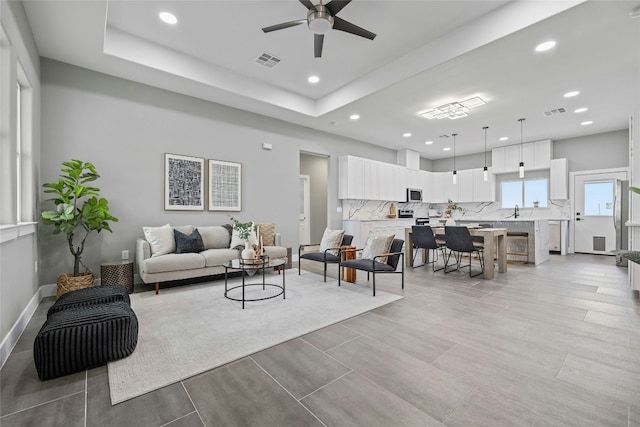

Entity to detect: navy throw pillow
[174,229,205,254]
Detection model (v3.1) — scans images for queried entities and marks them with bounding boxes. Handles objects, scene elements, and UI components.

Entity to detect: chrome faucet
[514,204,519,218]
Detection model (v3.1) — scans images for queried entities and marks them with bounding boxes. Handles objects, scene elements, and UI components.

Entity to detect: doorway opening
[300,152,328,246]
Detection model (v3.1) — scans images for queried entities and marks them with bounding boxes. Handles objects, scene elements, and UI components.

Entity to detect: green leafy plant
[229,217,254,240]
[41,159,118,276]
[612,186,640,264]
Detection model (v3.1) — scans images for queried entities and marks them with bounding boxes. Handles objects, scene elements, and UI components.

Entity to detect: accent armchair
[338,238,405,296]
[299,234,354,281]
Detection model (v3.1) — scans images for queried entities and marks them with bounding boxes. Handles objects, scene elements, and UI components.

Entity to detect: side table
[101,261,134,294]
[340,245,356,283]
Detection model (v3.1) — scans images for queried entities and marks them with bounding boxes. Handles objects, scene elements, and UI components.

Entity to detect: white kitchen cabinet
[534,139,552,169]
[378,163,406,202]
[420,171,434,202]
[491,146,507,174]
[550,158,568,200]
[457,169,474,202]
[362,159,378,200]
[407,169,422,190]
[491,139,553,174]
[472,167,496,202]
[505,144,522,172]
[339,155,410,201]
[338,156,364,199]
[444,171,458,202]
[432,172,447,203]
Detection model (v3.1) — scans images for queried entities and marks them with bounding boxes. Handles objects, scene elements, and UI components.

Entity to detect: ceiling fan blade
[326,0,352,16]
[314,33,324,58]
[332,16,376,40]
[262,20,306,33]
[299,0,317,11]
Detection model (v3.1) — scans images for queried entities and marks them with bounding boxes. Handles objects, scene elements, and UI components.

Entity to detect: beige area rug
[107,270,402,404]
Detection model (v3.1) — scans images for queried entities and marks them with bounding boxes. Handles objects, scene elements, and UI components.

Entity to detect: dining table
[404,226,508,279]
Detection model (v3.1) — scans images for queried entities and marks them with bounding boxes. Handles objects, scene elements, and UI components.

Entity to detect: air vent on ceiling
[255,52,281,68]
[543,107,566,117]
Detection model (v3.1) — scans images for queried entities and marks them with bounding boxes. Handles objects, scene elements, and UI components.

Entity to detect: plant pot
[57,271,94,298]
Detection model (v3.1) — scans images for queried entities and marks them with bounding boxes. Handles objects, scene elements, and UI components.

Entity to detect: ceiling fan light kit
[307,4,334,34]
[262,0,376,58]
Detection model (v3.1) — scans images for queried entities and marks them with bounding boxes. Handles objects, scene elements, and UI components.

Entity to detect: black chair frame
[411,225,446,272]
[443,226,485,278]
[337,239,405,296]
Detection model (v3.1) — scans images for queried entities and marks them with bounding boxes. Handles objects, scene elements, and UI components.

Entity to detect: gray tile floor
[1,254,639,426]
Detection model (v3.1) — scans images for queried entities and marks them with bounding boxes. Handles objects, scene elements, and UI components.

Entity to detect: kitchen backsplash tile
[342,199,570,221]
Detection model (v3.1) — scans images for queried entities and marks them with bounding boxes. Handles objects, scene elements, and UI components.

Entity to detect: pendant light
[452,133,458,184]
[482,126,489,181]
[518,118,526,178]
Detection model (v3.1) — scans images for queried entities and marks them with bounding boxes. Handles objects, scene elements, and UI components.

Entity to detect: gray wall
[428,130,629,172]
[300,153,328,243]
[554,129,629,172]
[39,59,398,285]
[0,1,41,347]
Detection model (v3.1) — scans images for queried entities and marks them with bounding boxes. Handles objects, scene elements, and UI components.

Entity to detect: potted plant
[230,217,257,260]
[41,159,118,297]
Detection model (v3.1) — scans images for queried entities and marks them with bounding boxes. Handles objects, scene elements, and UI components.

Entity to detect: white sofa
[136,224,287,294]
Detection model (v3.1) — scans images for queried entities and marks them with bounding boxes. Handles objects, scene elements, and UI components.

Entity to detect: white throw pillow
[319,228,345,255]
[198,226,231,249]
[361,232,395,263]
[143,224,175,257]
[230,222,258,249]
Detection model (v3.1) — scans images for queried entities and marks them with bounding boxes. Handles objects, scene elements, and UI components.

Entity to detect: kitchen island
[452,219,550,265]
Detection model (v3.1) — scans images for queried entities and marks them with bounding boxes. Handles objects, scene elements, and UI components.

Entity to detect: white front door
[574,170,627,254]
[299,175,311,245]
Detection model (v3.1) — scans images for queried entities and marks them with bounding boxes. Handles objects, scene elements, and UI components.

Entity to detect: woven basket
[56,271,94,298]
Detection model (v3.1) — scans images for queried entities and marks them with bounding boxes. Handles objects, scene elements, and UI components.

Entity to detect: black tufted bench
[34,291,138,381]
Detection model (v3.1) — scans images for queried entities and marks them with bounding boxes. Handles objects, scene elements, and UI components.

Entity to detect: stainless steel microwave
[406,188,423,202]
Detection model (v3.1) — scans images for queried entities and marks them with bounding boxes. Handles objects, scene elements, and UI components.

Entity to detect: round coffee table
[223,257,286,309]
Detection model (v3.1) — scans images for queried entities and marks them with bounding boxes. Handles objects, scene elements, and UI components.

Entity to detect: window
[583,180,613,216]
[501,178,548,208]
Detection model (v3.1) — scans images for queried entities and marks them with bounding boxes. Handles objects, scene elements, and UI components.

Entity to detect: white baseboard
[0,288,44,370]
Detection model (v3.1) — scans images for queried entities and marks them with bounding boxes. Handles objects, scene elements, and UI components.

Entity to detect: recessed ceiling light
[581,120,593,125]
[307,75,320,84]
[349,114,360,120]
[535,40,556,52]
[424,140,433,145]
[159,11,177,25]
[564,91,580,98]
[574,107,588,113]
[443,147,451,151]
[499,137,509,141]
[403,133,412,138]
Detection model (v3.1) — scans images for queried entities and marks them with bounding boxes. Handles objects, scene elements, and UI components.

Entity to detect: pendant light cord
[483,126,488,167]
[452,133,457,170]
[518,118,525,161]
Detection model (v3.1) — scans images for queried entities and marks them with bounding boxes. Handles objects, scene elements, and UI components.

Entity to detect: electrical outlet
[121,250,129,260]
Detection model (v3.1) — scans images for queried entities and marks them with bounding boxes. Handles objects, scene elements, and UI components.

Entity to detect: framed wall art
[208,159,241,211]
[164,153,205,210]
